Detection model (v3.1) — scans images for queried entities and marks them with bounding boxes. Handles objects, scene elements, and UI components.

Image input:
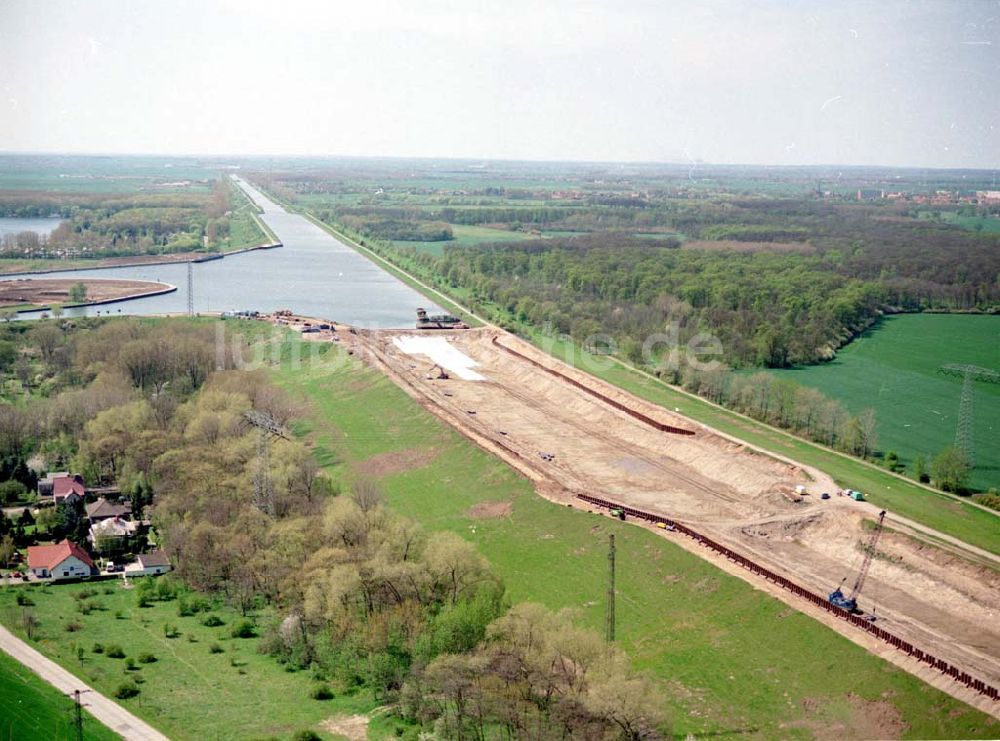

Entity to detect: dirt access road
[352,327,1000,701]
[0,277,173,307]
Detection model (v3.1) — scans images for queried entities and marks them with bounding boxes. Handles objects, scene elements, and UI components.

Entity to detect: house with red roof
[52,476,86,505]
[38,472,86,504]
[27,539,95,580]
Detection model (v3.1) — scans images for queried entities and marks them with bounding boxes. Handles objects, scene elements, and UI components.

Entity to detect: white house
[26,539,96,580]
[124,550,172,577]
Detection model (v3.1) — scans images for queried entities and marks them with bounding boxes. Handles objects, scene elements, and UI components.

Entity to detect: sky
[1,0,998,168]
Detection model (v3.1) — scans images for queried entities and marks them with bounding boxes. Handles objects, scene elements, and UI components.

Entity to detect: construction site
[315,324,1000,714]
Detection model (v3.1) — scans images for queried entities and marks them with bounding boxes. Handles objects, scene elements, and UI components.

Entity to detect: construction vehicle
[425,364,449,380]
[416,307,469,330]
[829,510,886,613]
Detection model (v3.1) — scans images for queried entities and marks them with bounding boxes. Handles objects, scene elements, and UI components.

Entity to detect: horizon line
[1,149,998,174]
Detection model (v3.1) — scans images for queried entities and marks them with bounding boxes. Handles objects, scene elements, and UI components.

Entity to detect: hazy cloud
[0,0,996,167]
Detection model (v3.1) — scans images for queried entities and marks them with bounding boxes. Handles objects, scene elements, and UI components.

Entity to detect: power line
[605,533,616,644]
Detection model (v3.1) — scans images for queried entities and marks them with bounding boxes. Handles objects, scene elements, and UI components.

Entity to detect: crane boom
[828,510,887,613]
[848,510,886,602]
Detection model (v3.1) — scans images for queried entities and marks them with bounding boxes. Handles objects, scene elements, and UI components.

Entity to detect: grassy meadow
[770,314,1000,491]
[273,338,999,739]
[0,648,119,741]
[392,224,535,256]
[0,581,377,740]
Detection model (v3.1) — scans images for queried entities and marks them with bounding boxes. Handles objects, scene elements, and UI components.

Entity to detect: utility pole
[71,689,91,741]
[605,533,616,644]
[73,689,83,741]
[186,261,194,316]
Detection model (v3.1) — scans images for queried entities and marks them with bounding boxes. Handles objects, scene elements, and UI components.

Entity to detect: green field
[392,223,534,255]
[0,583,377,740]
[273,339,999,739]
[0,649,119,741]
[928,211,1000,234]
[770,314,1000,491]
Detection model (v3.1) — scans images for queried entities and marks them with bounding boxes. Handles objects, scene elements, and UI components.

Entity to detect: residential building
[125,550,172,577]
[27,539,95,580]
[37,471,71,497]
[86,498,132,522]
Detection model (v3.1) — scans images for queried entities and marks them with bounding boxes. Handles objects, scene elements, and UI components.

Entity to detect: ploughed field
[355,327,1000,694]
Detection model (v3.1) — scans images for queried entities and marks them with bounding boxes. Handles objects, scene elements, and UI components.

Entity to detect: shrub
[74,588,96,601]
[137,652,157,664]
[105,644,126,659]
[310,684,334,700]
[64,620,83,632]
[177,593,212,617]
[202,614,224,627]
[125,657,136,671]
[113,681,139,699]
[231,620,256,638]
[155,577,178,601]
[114,610,125,620]
[292,732,321,741]
[977,492,1000,512]
[15,592,34,606]
[163,623,179,638]
[76,602,93,615]
[209,643,224,654]
[0,479,27,504]
[103,586,115,595]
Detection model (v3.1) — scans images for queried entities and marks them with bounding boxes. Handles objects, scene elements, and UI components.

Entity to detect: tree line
[0,179,245,260]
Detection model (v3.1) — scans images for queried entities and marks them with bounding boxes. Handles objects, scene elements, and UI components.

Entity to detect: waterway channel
[9,177,439,327]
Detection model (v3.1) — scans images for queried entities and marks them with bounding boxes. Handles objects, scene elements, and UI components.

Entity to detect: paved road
[0,623,170,740]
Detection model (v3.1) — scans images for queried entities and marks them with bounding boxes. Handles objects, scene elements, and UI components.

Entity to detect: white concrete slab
[392,336,485,381]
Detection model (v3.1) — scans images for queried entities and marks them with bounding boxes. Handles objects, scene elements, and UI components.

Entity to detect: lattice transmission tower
[938,364,1000,467]
[243,410,287,516]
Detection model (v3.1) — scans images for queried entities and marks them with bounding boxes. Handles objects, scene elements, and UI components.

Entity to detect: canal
[11,176,439,327]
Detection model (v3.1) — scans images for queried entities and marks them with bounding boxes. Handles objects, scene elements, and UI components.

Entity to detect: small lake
[0,216,63,238]
[6,178,441,328]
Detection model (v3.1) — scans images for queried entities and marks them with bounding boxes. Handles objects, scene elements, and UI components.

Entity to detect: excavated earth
[343,326,1000,701]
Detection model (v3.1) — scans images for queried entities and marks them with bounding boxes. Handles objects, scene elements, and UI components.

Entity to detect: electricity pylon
[605,533,616,644]
[938,364,1000,467]
[243,410,287,516]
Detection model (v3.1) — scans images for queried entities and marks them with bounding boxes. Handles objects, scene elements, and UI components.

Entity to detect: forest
[0,179,250,259]
[0,317,665,739]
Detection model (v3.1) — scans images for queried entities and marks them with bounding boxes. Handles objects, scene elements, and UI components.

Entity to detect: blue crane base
[828,589,858,612]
